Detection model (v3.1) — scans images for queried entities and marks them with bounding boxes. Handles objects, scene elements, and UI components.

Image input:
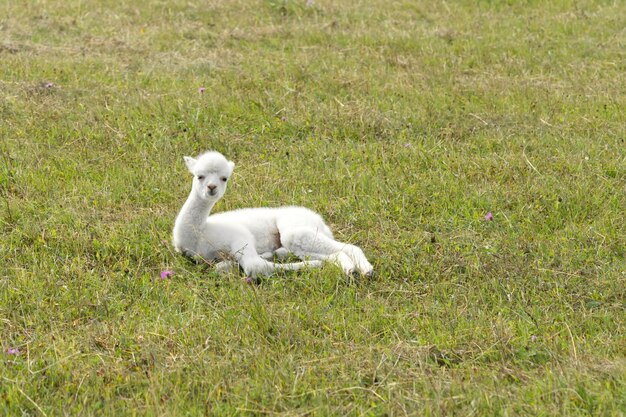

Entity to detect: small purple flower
[485,211,493,221]
[160,270,174,280]
[44,82,54,88]
[530,335,538,342]
[280,116,287,121]
[306,0,314,7]
[404,143,411,148]
[245,276,256,284]
[198,87,206,93]
[6,348,19,355]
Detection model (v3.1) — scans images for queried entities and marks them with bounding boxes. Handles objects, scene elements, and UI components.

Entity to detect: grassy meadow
[1,0,625,415]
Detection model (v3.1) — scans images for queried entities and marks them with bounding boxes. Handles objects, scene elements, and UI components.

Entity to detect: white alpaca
[172,151,374,278]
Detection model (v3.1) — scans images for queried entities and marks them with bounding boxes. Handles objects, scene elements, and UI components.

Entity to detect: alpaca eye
[221,177,228,182]
[197,175,205,180]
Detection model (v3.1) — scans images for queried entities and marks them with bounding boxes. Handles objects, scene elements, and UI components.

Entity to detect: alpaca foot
[273,247,291,260]
[260,251,274,260]
[358,261,374,277]
[261,248,291,260]
[215,260,239,275]
[342,246,373,276]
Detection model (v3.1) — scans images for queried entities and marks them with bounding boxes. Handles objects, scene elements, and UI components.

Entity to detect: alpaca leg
[269,258,323,273]
[235,245,322,278]
[279,227,373,276]
[240,256,322,278]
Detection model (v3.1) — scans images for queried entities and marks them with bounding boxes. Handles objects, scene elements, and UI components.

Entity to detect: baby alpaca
[172,151,374,278]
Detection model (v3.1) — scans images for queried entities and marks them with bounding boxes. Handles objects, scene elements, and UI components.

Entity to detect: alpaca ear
[183,156,197,173]
[228,161,235,174]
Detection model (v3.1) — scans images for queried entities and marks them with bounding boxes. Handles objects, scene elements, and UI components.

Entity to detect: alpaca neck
[173,192,218,254]
[176,192,216,227]
[178,192,217,226]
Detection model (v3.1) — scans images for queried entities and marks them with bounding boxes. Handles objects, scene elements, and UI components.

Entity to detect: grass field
[1,0,625,415]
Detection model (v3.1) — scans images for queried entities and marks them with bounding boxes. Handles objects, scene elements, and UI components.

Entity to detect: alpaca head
[183,151,235,202]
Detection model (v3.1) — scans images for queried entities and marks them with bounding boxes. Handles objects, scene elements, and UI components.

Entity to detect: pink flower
[160,270,174,279]
[485,211,493,221]
[6,348,19,355]
[198,87,206,93]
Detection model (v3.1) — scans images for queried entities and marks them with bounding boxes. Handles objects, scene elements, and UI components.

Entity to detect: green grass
[1,0,625,415]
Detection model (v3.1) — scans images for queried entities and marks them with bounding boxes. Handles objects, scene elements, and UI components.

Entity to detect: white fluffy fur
[172,151,374,278]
